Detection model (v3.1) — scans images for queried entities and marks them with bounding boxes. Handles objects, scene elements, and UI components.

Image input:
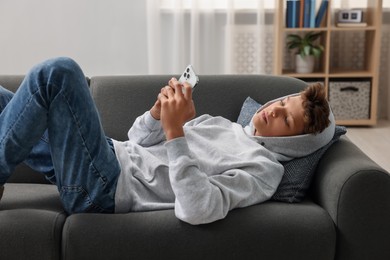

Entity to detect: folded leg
[0,85,55,182]
[0,57,120,214]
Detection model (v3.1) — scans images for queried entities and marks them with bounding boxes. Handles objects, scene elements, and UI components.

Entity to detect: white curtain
[146,0,267,75]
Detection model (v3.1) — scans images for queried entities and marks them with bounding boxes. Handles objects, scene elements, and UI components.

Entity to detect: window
[160,0,390,11]
[160,0,274,10]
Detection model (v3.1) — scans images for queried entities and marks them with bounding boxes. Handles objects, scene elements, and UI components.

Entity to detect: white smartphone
[178,64,199,89]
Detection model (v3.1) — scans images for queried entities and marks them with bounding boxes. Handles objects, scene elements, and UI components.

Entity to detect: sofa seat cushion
[0,183,63,211]
[0,183,66,260]
[62,200,336,260]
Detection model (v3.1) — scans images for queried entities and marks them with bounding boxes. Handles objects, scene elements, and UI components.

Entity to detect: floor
[346,120,390,173]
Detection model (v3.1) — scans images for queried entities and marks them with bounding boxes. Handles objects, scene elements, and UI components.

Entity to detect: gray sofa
[1,74,390,260]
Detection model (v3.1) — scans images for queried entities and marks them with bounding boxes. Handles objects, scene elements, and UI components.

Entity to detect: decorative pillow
[237,96,347,203]
[237,97,262,126]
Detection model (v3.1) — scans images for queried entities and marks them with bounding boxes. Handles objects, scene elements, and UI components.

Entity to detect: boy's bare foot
[0,185,3,201]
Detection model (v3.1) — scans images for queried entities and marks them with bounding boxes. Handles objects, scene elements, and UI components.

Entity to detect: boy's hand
[150,97,162,120]
[150,84,171,120]
[159,78,196,140]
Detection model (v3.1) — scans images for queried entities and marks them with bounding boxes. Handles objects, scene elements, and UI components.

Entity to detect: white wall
[1,1,389,120]
[0,0,147,76]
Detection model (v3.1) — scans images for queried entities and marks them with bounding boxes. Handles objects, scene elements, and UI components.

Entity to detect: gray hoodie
[250,93,336,161]
[113,94,335,225]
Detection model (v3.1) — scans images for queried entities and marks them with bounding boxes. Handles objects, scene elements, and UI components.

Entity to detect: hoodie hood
[245,93,336,161]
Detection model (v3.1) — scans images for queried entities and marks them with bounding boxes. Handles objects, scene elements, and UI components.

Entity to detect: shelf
[283,71,374,78]
[328,70,374,78]
[274,0,382,126]
[282,71,326,78]
[283,27,328,32]
[335,118,376,126]
[330,26,376,31]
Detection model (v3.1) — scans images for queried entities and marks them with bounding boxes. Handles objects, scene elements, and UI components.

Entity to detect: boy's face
[253,95,305,137]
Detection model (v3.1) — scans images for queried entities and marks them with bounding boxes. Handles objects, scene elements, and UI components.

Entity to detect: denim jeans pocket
[60,186,105,214]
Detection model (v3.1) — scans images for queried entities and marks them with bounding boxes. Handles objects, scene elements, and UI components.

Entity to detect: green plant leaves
[286,31,324,58]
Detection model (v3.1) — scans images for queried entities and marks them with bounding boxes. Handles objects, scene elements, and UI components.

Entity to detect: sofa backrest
[0,75,25,92]
[1,74,307,183]
[91,74,307,141]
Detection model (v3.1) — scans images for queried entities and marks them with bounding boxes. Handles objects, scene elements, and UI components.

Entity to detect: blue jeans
[0,86,57,183]
[0,57,120,214]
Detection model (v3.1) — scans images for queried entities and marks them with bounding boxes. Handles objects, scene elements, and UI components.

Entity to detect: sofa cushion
[237,97,347,202]
[0,183,63,211]
[237,96,262,126]
[62,201,335,260]
[0,183,65,260]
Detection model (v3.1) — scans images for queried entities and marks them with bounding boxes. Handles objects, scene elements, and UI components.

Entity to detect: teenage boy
[0,57,334,225]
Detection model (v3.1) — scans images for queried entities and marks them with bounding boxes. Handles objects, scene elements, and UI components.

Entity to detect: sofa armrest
[312,137,390,260]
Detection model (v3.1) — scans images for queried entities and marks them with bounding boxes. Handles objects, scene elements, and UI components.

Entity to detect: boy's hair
[300,82,331,135]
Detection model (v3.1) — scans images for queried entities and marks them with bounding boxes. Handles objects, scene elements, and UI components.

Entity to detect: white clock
[338,10,363,23]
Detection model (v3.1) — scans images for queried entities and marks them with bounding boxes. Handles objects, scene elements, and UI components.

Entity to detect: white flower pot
[295,55,315,74]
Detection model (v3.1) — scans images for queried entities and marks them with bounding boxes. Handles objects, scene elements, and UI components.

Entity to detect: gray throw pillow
[237,97,346,202]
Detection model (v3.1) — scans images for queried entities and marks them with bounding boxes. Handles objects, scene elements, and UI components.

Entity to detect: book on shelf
[286,0,329,28]
[299,0,305,27]
[286,0,300,28]
[336,22,367,27]
[315,0,328,27]
[307,0,316,28]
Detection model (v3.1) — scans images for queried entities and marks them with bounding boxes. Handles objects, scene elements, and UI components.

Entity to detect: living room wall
[0,0,148,76]
[0,0,389,119]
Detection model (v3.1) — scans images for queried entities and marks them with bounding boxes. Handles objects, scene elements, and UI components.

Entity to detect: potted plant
[286,31,324,73]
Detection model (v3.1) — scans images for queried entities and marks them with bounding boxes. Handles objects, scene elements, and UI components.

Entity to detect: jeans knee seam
[61,185,106,214]
[0,87,41,146]
[56,91,110,184]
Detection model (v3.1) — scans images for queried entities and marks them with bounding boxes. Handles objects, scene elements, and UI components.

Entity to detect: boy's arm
[126,86,168,146]
[127,77,194,146]
[159,79,283,225]
[127,111,165,146]
[165,138,284,225]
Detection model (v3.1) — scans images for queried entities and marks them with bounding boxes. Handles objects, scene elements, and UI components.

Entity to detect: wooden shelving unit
[274,0,382,125]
